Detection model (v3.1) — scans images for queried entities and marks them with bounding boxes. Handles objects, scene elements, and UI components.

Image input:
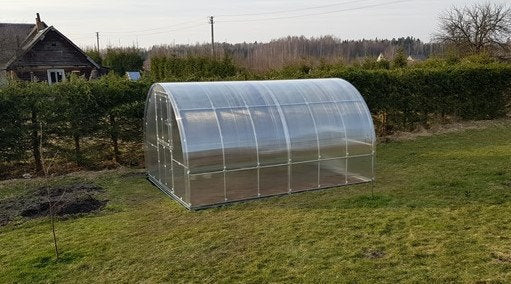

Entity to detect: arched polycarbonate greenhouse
[144,78,375,209]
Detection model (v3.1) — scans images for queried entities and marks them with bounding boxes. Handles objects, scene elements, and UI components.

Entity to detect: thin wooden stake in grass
[47,187,59,260]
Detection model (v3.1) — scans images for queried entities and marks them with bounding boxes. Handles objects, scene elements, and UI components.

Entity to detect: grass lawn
[1,120,511,282]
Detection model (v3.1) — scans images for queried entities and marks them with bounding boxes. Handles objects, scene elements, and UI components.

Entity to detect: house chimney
[35,13,43,31]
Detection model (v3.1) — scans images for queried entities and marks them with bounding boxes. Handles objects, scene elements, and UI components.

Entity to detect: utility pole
[96,32,100,52]
[209,16,215,57]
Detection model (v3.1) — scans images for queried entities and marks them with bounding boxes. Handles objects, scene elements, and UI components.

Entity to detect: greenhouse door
[155,93,173,194]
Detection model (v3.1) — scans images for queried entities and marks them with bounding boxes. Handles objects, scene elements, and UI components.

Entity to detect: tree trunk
[73,134,81,164]
[31,109,43,174]
[109,114,120,164]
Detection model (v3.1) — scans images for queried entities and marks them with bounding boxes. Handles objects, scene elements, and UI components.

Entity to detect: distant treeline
[148,36,444,71]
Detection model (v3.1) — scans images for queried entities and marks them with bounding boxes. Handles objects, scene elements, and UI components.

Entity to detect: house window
[47,69,65,85]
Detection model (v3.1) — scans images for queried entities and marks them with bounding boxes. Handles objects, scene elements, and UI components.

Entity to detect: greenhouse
[144,78,375,209]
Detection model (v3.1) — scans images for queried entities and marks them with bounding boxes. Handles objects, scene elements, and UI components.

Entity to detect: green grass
[1,121,511,282]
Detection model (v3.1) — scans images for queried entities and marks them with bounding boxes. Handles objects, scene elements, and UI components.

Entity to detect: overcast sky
[0,0,509,49]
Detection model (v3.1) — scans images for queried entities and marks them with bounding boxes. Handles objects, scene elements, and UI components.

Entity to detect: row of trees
[0,74,149,175]
[150,55,238,81]
[1,58,510,176]
[148,36,442,72]
[82,4,510,76]
[147,3,511,72]
[86,47,145,75]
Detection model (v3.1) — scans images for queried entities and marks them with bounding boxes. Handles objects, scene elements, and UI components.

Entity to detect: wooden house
[0,14,101,84]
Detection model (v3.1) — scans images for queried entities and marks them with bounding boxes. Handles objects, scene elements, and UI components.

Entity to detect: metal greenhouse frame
[144,79,375,210]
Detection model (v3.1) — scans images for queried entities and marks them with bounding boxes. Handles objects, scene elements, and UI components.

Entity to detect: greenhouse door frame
[154,92,174,198]
[149,91,192,209]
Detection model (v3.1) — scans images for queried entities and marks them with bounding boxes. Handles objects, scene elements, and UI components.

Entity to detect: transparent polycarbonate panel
[320,158,347,187]
[259,166,288,196]
[180,109,223,173]
[146,144,158,178]
[216,108,257,169]
[169,107,184,163]
[347,155,373,183]
[162,147,172,188]
[156,95,169,142]
[163,83,212,110]
[144,90,159,179]
[280,104,318,162]
[315,78,361,101]
[146,79,375,209]
[226,169,258,201]
[206,84,247,108]
[173,161,186,201]
[291,162,319,191]
[145,93,157,146]
[337,102,373,156]
[189,173,225,206]
[298,79,335,103]
[309,103,347,159]
[249,106,288,165]
[335,79,366,101]
[238,83,275,106]
[267,82,307,104]
[157,143,166,183]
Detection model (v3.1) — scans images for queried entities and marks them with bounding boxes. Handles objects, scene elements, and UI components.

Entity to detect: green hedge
[0,64,510,175]
[0,75,150,174]
[266,64,511,133]
[150,55,238,81]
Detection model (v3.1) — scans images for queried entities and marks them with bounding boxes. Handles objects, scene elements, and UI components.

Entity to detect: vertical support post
[47,187,59,260]
[371,141,376,198]
[209,16,215,57]
[96,32,100,52]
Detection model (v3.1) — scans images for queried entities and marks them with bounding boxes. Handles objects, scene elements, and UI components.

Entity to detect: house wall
[12,67,94,82]
[7,29,97,82]
[10,29,93,68]
[0,70,7,85]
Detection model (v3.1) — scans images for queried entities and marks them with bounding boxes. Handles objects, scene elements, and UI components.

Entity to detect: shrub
[149,55,237,81]
[103,48,145,76]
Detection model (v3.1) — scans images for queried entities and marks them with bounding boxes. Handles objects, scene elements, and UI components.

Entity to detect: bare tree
[436,3,511,56]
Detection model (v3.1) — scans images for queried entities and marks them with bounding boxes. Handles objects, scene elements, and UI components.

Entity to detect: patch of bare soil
[0,183,107,226]
[364,249,385,259]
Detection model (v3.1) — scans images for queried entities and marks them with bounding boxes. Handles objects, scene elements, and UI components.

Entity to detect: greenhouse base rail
[148,173,373,211]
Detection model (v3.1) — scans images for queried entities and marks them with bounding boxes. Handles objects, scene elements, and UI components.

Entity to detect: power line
[75,0,413,38]
[65,0,416,46]
[216,0,413,23]
[134,23,205,37]
[73,23,204,39]
[216,0,374,17]
[68,22,205,45]
[100,19,204,34]
[64,19,204,37]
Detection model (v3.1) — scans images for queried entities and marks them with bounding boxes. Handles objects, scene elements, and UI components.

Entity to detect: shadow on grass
[31,251,84,268]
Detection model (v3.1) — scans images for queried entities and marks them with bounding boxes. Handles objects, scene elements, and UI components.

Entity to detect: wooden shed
[0,14,101,84]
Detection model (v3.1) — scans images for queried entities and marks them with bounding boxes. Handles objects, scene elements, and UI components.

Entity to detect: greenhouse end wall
[144,79,375,209]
